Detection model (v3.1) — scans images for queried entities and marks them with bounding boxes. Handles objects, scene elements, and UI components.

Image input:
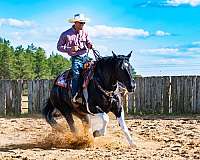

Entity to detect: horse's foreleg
[65,114,78,133]
[74,113,92,135]
[117,106,136,147]
[81,114,92,134]
[93,112,109,137]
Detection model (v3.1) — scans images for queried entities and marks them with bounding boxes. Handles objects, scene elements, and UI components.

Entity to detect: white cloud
[139,48,179,54]
[86,25,149,38]
[155,30,170,36]
[158,58,185,64]
[192,41,200,45]
[0,18,35,28]
[188,47,200,52]
[167,0,200,6]
[95,44,109,52]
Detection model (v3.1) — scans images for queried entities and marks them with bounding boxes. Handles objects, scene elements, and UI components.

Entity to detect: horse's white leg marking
[83,88,93,115]
[97,112,109,136]
[117,106,135,146]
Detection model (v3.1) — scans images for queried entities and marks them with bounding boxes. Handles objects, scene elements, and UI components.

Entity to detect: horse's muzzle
[126,80,136,93]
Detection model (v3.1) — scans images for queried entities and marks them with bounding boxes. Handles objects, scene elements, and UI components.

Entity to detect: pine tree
[48,52,71,78]
[0,39,15,79]
[13,45,34,79]
[131,68,137,77]
[24,44,38,79]
[33,47,50,79]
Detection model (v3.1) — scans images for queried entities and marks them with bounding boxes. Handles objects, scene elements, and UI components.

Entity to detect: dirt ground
[0,114,200,160]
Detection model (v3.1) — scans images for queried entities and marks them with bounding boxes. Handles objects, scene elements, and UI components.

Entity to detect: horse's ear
[112,51,117,58]
[127,51,132,59]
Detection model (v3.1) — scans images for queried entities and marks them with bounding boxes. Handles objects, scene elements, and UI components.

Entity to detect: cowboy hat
[68,13,90,23]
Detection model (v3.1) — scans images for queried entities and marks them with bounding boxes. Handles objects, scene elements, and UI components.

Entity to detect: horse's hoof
[129,143,137,148]
[93,130,101,137]
[52,124,64,133]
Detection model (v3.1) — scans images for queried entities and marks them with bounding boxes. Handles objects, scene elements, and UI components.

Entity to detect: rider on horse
[57,13,93,103]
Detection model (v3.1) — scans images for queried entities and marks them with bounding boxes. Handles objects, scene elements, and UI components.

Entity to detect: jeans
[71,55,89,97]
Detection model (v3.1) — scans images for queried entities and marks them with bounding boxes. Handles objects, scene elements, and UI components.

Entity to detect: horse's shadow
[0,143,50,152]
[0,140,91,151]
[0,143,41,152]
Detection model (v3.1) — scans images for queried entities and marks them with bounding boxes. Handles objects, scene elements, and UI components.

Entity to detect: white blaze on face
[124,62,129,68]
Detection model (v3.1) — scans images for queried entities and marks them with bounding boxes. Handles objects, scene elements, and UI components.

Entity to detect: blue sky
[1,0,200,76]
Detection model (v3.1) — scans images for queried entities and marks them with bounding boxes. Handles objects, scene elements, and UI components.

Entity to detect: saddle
[55,61,96,91]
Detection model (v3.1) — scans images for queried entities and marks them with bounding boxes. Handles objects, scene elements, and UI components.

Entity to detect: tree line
[0,37,137,80]
[0,37,71,79]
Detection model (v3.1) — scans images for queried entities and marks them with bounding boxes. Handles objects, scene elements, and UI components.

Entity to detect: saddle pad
[55,71,71,88]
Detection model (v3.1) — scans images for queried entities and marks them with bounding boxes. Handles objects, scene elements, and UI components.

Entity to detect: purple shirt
[57,26,92,56]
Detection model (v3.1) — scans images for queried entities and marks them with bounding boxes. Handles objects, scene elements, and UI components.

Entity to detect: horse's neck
[94,61,117,91]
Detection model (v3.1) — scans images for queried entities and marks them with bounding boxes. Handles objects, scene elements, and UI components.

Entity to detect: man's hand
[87,43,93,49]
[71,46,79,52]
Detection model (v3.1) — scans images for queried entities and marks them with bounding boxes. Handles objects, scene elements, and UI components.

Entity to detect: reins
[92,48,102,61]
[93,79,115,98]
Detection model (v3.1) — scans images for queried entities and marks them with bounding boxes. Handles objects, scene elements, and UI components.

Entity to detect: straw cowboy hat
[68,13,90,23]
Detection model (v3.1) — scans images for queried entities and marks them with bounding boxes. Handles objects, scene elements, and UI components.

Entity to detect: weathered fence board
[5,80,12,115]
[28,80,33,114]
[13,80,22,115]
[4,80,23,115]
[27,80,53,114]
[134,77,141,113]
[133,77,171,114]
[0,80,6,115]
[162,76,170,113]
[196,77,200,113]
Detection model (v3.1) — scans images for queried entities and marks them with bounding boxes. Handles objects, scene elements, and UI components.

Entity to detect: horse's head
[112,51,136,92]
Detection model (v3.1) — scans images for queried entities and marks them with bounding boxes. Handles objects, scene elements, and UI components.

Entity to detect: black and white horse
[42,51,136,146]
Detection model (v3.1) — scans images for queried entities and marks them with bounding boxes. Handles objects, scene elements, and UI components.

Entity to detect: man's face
[74,21,85,31]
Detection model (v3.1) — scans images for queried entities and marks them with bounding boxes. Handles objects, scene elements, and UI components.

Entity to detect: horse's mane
[95,54,128,67]
[97,56,114,63]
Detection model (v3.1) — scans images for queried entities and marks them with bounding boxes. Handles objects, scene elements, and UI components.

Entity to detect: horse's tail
[42,98,57,126]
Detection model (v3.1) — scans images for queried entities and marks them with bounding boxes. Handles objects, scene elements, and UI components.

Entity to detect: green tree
[33,47,50,79]
[24,44,38,79]
[0,38,73,79]
[0,38,15,79]
[131,68,137,77]
[13,45,35,79]
[48,52,71,78]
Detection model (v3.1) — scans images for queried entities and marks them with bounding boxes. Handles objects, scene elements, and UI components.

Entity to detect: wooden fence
[131,76,200,114]
[0,80,53,116]
[0,76,200,116]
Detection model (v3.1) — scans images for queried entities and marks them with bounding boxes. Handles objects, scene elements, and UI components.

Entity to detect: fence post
[13,80,22,115]
[28,80,33,114]
[0,80,6,116]
[196,76,200,113]
[162,76,170,114]
[5,80,12,115]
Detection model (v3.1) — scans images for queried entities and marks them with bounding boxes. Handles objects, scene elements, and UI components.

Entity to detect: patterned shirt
[57,26,92,56]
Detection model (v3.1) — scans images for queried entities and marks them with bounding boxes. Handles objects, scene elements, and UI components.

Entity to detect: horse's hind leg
[65,113,77,133]
[57,103,78,134]
[43,97,65,132]
[42,98,57,126]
